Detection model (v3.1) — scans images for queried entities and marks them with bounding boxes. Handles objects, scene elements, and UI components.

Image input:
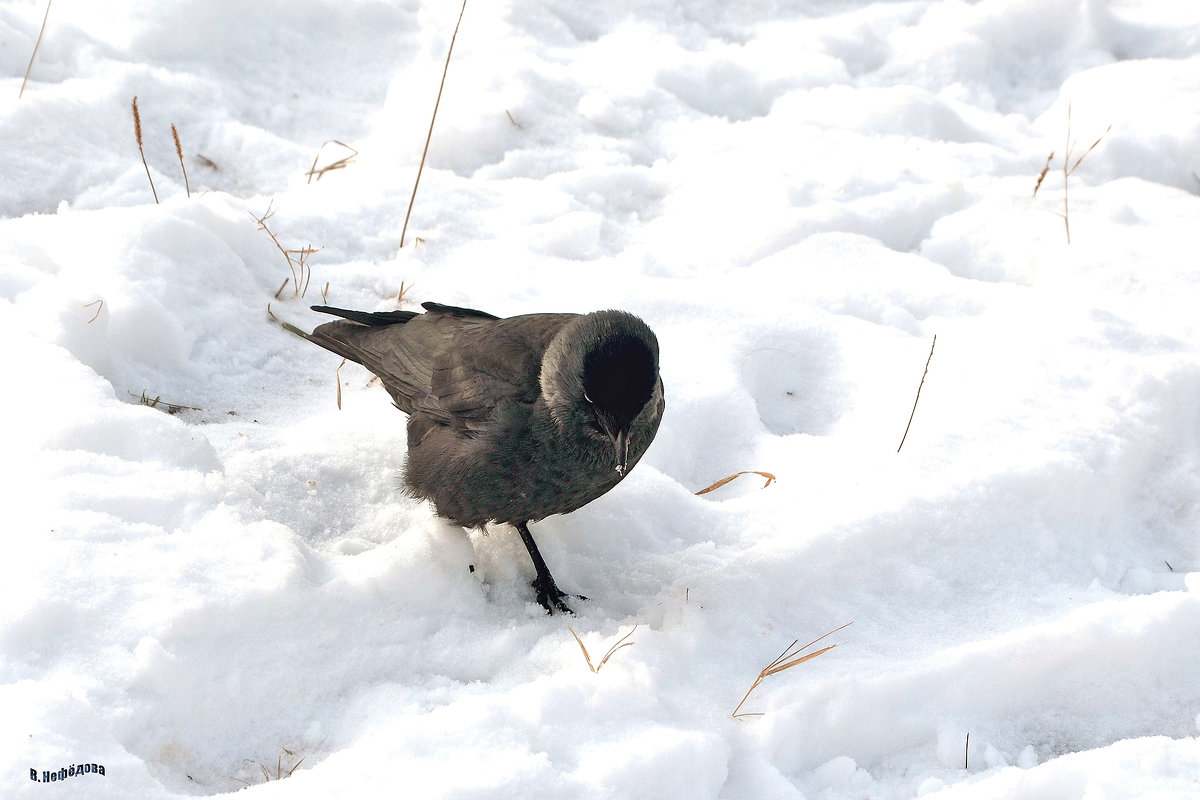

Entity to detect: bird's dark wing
[421,309,576,430]
[306,304,575,432]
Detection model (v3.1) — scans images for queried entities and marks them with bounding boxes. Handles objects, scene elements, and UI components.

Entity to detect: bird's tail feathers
[310,305,419,327]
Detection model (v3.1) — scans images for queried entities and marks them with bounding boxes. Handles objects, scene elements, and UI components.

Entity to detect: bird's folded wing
[309,304,574,432]
[421,311,575,430]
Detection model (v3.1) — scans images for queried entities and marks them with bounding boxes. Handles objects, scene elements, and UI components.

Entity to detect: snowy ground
[3,0,1200,797]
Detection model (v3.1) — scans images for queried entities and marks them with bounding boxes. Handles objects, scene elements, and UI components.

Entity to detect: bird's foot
[532,575,587,615]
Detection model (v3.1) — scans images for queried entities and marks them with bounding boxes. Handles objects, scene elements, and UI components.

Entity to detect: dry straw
[1034,103,1111,244]
[897,334,936,452]
[171,124,190,197]
[132,390,201,415]
[568,625,637,673]
[695,471,776,495]
[19,0,53,98]
[229,748,305,787]
[306,140,358,183]
[400,0,468,247]
[732,622,852,718]
[131,96,159,204]
[252,202,319,298]
[335,358,347,410]
[82,299,104,323]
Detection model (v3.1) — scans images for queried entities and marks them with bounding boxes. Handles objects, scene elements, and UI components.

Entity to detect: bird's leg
[514,521,583,614]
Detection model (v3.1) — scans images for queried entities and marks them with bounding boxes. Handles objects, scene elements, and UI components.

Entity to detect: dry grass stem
[229,749,305,787]
[695,470,776,495]
[732,622,852,718]
[306,140,358,183]
[196,154,218,170]
[171,124,190,197]
[321,281,330,303]
[400,0,468,248]
[1041,103,1111,244]
[132,97,159,204]
[897,334,936,453]
[397,280,412,305]
[292,247,318,296]
[20,0,53,98]
[1032,152,1053,197]
[252,202,320,299]
[336,358,347,410]
[82,298,104,323]
[568,624,637,673]
[133,390,201,415]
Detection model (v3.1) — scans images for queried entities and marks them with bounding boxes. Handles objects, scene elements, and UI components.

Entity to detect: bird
[297,300,664,614]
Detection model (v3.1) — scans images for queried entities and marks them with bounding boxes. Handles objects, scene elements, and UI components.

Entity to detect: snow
[2,0,1199,797]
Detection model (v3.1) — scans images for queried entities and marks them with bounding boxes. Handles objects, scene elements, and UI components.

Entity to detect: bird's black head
[582,332,657,429]
[580,327,659,475]
[541,310,662,475]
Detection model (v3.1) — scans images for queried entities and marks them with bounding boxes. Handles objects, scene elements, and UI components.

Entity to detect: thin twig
[400,0,468,248]
[897,334,936,452]
[132,97,159,204]
[965,732,970,770]
[19,0,53,99]
[171,124,190,197]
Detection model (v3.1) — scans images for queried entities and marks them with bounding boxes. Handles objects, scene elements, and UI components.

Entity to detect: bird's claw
[532,576,587,615]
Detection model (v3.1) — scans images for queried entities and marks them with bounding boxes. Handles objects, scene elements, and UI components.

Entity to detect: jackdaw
[298,301,664,613]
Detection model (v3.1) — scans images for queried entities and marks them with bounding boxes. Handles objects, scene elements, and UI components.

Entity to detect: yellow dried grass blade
[567,625,597,672]
[335,358,346,410]
[695,470,776,495]
[733,622,852,717]
[595,625,637,670]
[762,644,839,677]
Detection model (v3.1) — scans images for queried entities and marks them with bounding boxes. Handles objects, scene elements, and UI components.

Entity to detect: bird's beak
[613,427,630,476]
[596,409,632,475]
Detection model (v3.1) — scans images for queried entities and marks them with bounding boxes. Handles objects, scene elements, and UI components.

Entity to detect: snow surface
[3,0,1200,797]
